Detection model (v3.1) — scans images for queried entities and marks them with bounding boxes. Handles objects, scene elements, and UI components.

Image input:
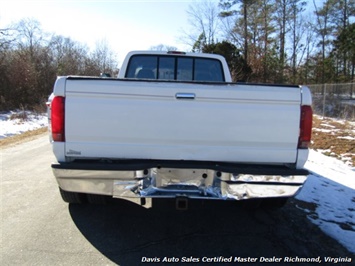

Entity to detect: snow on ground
[0,111,47,139]
[297,150,355,253]
[1,111,355,253]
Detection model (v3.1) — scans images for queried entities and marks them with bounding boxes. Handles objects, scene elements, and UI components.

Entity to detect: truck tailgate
[64,78,301,165]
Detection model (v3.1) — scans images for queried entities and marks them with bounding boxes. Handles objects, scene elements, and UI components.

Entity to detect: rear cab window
[125,55,225,82]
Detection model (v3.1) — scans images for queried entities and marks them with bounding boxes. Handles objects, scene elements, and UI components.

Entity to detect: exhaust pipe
[176,197,188,211]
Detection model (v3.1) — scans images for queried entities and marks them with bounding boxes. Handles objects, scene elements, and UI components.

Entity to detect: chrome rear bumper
[52,161,308,204]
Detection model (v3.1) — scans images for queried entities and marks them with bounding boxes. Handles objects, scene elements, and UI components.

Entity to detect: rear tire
[59,187,87,204]
[86,193,109,204]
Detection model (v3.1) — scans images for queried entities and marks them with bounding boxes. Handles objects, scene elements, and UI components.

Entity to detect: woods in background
[185,0,355,84]
[0,18,117,111]
[1,0,355,111]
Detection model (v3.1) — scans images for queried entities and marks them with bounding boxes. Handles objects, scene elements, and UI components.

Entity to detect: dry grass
[311,115,355,166]
[0,127,48,148]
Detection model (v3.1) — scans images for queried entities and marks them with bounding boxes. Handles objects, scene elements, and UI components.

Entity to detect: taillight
[51,96,65,142]
[298,105,312,149]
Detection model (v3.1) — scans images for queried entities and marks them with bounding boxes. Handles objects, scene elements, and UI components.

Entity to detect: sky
[0,0,204,64]
[0,0,328,66]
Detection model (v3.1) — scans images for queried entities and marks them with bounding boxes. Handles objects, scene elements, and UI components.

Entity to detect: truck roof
[124,50,227,60]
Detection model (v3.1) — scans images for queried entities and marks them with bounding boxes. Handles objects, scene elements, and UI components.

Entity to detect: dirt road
[1,134,353,265]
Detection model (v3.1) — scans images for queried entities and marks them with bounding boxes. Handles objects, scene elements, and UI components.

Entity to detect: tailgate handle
[175,93,195,100]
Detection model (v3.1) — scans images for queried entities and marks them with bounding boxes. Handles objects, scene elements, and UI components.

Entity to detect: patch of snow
[305,150,355,188]
[321,123,336,128]
[337,136,355,140]
[313,128,339,134]
[339,154,355,167]
[297,150,355,253]
[0,111,48,139]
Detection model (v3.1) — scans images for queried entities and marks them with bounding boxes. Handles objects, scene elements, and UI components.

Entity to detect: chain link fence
[306,83,355,121]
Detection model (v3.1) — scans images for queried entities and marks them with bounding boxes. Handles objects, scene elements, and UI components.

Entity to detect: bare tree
[49,35,88,75]
[0,27,15,50]
[14,18,44,59]
[219,0,247,58]
[313,0,334,83]
[180,0,221,49]
[0,18,120,110]
[90,39,118,75]
[287,0,307,83]
[219,0,278,82]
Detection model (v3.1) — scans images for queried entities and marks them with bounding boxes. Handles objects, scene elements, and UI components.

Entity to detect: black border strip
[66,76,300,88]
[52,159,309,176]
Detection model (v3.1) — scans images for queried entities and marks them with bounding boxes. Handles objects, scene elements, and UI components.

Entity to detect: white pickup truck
[49,50,312,208]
